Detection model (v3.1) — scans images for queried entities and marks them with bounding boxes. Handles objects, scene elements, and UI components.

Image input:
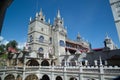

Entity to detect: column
[51,65,54,80]
[79,65,83,80]
[22,57,26,80]
[94,60,98,66]
[85,60,88,66]
[64,66,67,80]
[99,56,104,80]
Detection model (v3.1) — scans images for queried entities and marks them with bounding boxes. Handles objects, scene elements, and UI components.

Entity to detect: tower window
[116,2,120,8]
[38,47,44,53]
[59,40,65,47]
[60,21,62,24]
[41,18,43,21]
[41,28,44,31]
[29,35,33,42]
[39,36,44,42]
[30,27,33,31]
[49,37,52,44]
[28,47,32,52]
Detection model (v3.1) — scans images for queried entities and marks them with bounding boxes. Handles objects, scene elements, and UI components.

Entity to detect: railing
[0,65,120,75]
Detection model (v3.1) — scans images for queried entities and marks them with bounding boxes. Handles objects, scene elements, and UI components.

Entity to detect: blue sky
[1,0,120,48]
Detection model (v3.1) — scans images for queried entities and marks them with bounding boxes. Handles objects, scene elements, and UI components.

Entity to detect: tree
[6,40,18,50]
[0,44,5,54]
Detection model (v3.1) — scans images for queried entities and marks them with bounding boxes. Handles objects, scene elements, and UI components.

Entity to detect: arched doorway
[25,74,38,80]
[4,74,15,80]
[56,76,62,80]
[70,77,77,80]
[26,59,39,66]
[16,75,22,80]
[41,60,49,66]
[41,74,50,80]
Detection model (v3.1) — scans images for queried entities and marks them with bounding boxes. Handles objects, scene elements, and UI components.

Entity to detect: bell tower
[27,8,50,58]
[53,10,67,64]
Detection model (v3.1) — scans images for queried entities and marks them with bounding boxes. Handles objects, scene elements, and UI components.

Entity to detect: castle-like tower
[109,0,120,41]
[27,9,90,65]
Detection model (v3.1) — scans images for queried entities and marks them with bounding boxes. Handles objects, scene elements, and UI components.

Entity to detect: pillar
[79,65,83,80]
[64,66,67,80]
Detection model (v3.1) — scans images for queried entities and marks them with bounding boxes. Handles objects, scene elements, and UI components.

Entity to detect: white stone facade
[110,0,120,41]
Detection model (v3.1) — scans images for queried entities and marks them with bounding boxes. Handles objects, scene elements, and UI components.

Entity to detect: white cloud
[17,42,26,49]
[2,40,9,45]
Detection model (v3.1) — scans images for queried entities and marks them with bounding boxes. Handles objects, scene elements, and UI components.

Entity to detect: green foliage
[0,53,8,59]
[0,44,6,54]
[6,40,18,50]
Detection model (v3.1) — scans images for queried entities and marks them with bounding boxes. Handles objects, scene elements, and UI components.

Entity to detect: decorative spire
[77,32,81,38]
[99,56,103,66]
[105,32,110,39]
[29,17,32,22]
[77,32,81,42]
[39,8,43,16]
[57,9,61,19]
[48,18,50,24]
[35,12,38,17]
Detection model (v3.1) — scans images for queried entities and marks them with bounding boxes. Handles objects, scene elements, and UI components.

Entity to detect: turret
[35,8,46,22]
[104,34,118,50]
[76,32,81,42]
[54,10,64,28]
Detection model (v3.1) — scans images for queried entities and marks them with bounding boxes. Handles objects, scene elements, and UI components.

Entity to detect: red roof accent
[8,47,17,53]
[93,48,103,51]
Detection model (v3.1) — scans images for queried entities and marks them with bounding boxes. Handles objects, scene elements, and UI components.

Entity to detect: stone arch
[70,77,77,80]
[41,60,49,66]
[25,74,38,80]
[87,78,96,80]
[4,74,15,80]
[26,59,39,66]
[56,76,63,80]
[16,75,22,80]
[41,74,50,80]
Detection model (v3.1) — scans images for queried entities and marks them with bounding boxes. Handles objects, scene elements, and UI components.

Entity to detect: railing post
[99,56,104,80]
[51,65,54,80]
[79,65,83,80]
[2,66,6,80]
[100,65,104,80]
[64,66,67,80]
[22,57,26,80]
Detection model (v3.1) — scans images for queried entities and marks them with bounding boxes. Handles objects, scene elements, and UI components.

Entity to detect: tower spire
[57,9,61,18]
[39,8,43,16]
[77,32,81,42]
[105,32,109,39]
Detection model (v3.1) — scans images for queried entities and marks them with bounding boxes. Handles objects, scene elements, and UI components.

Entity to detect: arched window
[39,36,44,42]
[29,35,33,42]
[41,60,49,66]
[4,74,15,80]
[41,74,50,80]
[28,47,32,52]
[25,74,38,80]
[56,76,62,80]
[38,47,44,53]
[26,59,39,66]
[49,37,52,44]
[59,40,65,47]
